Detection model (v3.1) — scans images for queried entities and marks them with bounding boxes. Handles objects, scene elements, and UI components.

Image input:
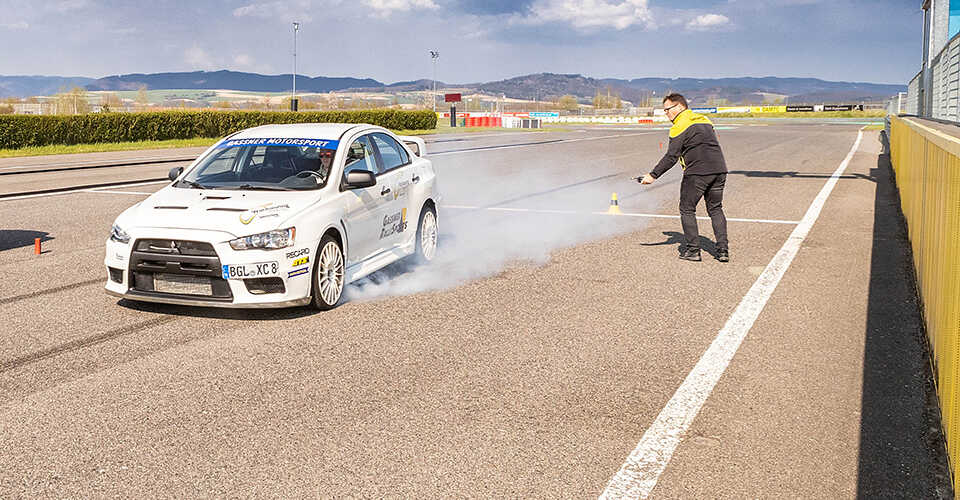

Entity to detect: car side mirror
[168,166,183,181]
[343,170,376,189]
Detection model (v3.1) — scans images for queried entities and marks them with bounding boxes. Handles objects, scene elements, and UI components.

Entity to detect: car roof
[229,123,375,141]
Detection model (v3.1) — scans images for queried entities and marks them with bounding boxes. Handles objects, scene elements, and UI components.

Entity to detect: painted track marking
[599,130,864,499]
[83,189,155,195]
[0,180,168,202]
[431,132,655,156]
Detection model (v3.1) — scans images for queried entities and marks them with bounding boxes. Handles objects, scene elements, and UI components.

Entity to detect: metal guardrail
[889,116,960,490]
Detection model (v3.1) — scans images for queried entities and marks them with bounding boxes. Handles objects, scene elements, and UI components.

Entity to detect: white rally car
[104,123,438,310]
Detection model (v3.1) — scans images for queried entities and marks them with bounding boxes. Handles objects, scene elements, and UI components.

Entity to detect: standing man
[640,93,729,262]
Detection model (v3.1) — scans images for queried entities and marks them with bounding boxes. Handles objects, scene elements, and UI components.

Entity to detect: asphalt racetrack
[0,122,947,497]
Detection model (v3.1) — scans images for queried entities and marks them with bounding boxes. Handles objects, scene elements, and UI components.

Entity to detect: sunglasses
[663,103,682,113]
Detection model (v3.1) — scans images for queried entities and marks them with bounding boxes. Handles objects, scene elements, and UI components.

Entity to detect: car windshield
[177,138,339,191]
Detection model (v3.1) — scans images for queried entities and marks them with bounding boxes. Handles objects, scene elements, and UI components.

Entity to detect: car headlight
[110,224,130,244]
[229,227,296,250]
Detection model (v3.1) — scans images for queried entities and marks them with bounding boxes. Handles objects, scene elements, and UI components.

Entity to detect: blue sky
[0,0,923,85]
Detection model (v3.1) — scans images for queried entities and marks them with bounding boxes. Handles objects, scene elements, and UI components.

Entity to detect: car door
[341,134,392,264]
[369,132,415,251]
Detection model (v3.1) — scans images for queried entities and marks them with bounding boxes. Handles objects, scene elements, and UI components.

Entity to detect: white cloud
[234,54,255,67]
[686,13,730,31]
[364,0,438,15]
[52,0,90,13]
[232,1,316,22]
[185,46,215,69]
[523,0,655,30]
[109,27,138,36]
[1,21,29,30]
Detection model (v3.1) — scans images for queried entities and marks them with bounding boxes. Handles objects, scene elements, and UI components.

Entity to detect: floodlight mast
[430,50,440,112]
[292,21,300,111]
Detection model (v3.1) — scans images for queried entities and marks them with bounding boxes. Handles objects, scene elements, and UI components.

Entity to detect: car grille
[134,239,218,256]
[129,239,232,301]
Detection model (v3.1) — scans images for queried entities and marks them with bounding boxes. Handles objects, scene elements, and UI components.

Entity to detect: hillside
[84,70,382,93]
[0,70,906,104]
[0,75,96,98]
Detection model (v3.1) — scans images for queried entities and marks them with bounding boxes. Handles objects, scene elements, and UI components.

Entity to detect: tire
[311,234,345,310]
[413,205,438,264]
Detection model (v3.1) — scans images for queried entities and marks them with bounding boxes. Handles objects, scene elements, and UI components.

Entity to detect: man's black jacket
[650,109,728,179]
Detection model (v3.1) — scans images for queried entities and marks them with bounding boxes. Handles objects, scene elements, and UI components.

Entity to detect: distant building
[910,0,960,118]
[12,102,51,115]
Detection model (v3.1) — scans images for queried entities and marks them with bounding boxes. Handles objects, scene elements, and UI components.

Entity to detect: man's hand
[639,174,656,185]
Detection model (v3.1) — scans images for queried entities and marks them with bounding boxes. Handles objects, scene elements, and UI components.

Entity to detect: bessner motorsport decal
[216,138,340,150]
[380,208,407,239]
[240,203,290,225]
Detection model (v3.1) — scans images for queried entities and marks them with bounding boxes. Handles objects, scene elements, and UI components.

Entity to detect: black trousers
[679,173,728,251]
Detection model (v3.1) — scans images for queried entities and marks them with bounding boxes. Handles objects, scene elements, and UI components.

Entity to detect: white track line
[0,180,168,202]
[441,205,800,225]
[83,190,154,195]
[430,132,655,156]
[599,129,863,499]
[0,156,192,172]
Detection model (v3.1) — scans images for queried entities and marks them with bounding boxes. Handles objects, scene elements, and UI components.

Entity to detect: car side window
[343,135,380,175]
[371,133,409,172]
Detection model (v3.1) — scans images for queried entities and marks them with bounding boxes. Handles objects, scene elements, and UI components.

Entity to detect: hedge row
[0,109,438,150]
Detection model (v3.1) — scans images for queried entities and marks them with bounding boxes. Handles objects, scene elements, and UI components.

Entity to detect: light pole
[429,50,439,112]
[292,21,300,111]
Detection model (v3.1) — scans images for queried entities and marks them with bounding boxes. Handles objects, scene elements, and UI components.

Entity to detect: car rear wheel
[312,234,344,310]
[414,205,438,264]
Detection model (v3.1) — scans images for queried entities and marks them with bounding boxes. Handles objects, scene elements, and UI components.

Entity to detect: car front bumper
[104,228,317,309]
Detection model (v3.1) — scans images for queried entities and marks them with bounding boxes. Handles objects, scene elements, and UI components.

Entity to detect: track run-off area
[0,122,948,497]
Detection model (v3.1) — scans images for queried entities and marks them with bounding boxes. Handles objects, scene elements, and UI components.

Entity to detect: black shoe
[678,248,702,261]
[717,249,729,262]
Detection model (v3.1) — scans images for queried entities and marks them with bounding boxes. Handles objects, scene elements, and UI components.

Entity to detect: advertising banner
[749,106,787,113]
[529,112,560,118]
[717,106,751,114]
[691,107,718,114]
[823,105,855,112]
[786,105,815,112]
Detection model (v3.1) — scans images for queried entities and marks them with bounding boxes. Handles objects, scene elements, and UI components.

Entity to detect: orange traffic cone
[607,192,623,214]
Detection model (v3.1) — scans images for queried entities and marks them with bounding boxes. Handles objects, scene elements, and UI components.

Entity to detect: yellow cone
[607,192,623,214]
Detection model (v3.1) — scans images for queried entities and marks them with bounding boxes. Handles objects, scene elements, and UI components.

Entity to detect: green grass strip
[0,138,219,158]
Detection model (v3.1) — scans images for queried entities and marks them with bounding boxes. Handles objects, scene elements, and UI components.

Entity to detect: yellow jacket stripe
[669,109,714,138]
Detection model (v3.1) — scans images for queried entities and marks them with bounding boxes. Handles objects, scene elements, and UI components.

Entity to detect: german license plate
[222,261,280,280]
[154,274,213,295]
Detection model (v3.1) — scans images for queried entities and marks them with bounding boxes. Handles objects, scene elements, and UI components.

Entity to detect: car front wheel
[312,234,345,310]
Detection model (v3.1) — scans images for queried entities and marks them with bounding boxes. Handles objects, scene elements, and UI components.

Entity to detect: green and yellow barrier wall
[889,115,960,488]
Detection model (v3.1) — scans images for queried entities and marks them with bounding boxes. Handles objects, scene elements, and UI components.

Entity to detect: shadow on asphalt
[117,299,320,320]
[855,151,953,498]
[113,237,460,320]
[639,230,721,258]
[0,230,53,251]
[727,170,876,182]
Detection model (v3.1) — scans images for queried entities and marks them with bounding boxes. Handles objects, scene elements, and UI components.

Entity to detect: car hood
[128,186,319,237]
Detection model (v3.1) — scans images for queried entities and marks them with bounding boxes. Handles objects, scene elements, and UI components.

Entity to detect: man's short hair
[663,93,688,108]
